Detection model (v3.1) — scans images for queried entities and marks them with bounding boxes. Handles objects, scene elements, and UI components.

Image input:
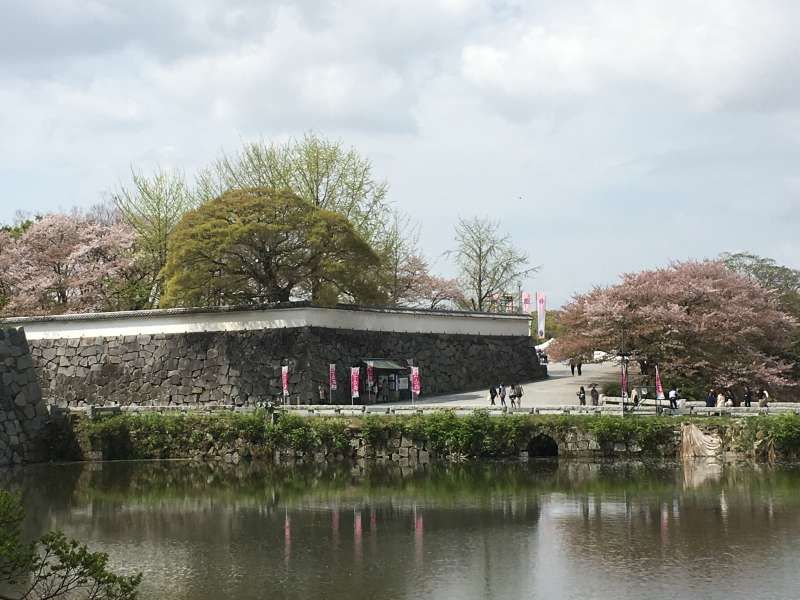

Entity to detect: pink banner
[329,364,337,390]
[536,292,546,338]
[655,365,665,400]
[351,367,360,399]
[522,291,532,313]
[281,365,289,396]
[411,366,421,395]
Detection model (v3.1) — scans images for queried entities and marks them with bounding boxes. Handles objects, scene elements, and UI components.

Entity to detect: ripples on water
[3,459,800,600]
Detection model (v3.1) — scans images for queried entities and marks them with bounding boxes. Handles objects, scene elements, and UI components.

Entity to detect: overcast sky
[2,0,799,306]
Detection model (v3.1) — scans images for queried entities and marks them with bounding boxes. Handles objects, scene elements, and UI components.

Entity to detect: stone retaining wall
[28,327,545,407]
[0,328,48,465]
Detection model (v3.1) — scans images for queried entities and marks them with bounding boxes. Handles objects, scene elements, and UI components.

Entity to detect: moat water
[5,459,800,600]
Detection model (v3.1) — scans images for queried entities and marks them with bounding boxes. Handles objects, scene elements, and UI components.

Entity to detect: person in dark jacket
[489,386,497,406]
[577,386,586,406]
[743,387,753,408]
[706,389,716,408]
[590,384,599,406]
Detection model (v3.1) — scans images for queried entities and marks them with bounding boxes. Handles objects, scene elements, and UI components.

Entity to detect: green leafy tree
[111,167,197,307]
[195,133,389,244]
[161,188,384,307]
[723,252,800,380]
[0,491,140,600]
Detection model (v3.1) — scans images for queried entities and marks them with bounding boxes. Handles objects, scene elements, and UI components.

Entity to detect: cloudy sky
[2,0,799,306]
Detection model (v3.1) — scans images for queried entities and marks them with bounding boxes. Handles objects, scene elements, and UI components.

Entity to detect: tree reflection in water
[4,459,800,600]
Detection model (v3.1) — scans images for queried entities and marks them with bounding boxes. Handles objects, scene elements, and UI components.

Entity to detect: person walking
[590,384,599,406]
[569,358,576,376]
[509,384,517,409]
[758,389,770,408]
[706,389,716,408]
[716,390,726,408]
[577,386,586,406]
[489,385,497,406]
[499,384,507,407]
[515,384,524,408]
[668,387,678,410]
[743,386,753,408]
[577,360,583,376]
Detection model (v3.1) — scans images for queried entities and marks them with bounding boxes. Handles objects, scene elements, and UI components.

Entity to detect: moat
[4,459,800,600]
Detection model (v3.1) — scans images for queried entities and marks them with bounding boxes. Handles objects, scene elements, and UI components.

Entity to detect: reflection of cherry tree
[0,214,135,315]
[552,261,797,388]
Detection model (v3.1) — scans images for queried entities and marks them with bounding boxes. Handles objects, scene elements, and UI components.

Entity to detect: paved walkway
[376,362,619,408]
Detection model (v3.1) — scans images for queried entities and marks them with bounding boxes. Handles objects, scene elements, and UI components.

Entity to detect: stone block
[14,390,27,407]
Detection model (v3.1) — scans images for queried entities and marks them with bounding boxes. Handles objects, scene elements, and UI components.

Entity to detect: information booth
[359,359,411,403]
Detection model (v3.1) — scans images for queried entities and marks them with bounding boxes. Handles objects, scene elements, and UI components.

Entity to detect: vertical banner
[350,367,360,401]
[281,365,289,399]
[411,367,421,396]
[536,292,547,338]
[655,365,665,400]
[329,364,337,390]
[366,361,374,386]
[522,291,532,314]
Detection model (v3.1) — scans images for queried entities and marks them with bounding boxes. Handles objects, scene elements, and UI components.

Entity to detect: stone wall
[305,327,543,403]
[66,414,679,465]
[28,327,545,407]
[0,328,48,465]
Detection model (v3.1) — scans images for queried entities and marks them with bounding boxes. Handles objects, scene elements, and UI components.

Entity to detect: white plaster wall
[6,306,531,340]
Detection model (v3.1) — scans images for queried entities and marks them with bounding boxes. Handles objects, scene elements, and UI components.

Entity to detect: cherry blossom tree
[0,214,136,316]
[410,268,465,310]
[551,261,797,389]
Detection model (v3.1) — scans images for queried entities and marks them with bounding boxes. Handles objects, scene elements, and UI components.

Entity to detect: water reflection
[4,460,800,600]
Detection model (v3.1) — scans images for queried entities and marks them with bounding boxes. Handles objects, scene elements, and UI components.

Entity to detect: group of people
[705,386,770,408]
[576,384,600,406]
[489,383,524,408]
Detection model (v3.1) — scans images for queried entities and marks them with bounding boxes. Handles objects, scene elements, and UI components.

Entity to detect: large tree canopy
[195,133,389,244]
[0,214,136,316]
[161,188,384,307]
[551,261,797,389]
[723,252,800,381]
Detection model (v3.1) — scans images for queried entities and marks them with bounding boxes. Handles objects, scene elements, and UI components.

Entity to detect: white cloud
[461,1,800,118]
[1,0,799,305]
